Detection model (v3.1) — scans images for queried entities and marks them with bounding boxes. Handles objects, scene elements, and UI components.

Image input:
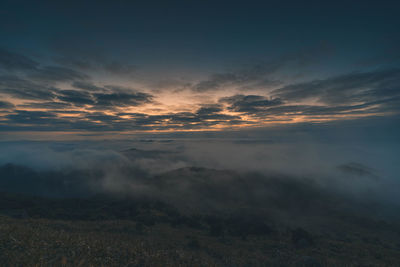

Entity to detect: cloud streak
[0,48,399,133]
[272,69,400,105]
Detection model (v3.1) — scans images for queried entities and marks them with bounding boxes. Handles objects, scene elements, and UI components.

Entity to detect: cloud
[5,110,59,125]
[192,64,281,92]
[196,105,223,115]
[0,47,398,132]
[18,101,72,109]
[125,107,243,130]
[56,89,95,106]
[72,81,104,91]
[219,94,283,113]
[235,102,380,118]
[0,48,39,71]
[0,100,14,110]
[191,44,333,92]
[1,107,238,132]
[0,48,89,84]
[93,91,153,109]
[0,120,398,219]
[0,49,92,104]
[272,68,400,105]
[215,68,400,119]
[337,162,378,180]
[3,89,396,132]
[29,66,89,82]
[84,112,121,123]
[216,94,363,119]
[54,49,137,76]
[0,75,56,100]
[1,109,115,132]
[58,84,155,110]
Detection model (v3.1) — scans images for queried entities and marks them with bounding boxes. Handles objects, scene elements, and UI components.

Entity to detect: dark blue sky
[0,0,399,135]
[2,1,399,71]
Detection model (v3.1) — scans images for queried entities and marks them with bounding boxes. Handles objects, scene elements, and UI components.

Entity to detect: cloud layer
[0,122,399,221]
[0,48,399,133]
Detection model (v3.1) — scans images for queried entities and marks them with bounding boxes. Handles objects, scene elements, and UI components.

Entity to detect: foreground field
[0,165,399,266]
[1,214,400,267]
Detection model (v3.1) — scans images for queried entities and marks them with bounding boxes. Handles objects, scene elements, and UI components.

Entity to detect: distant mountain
[122,147,177,159]
[0,163,101,198]
[0,163,398,224]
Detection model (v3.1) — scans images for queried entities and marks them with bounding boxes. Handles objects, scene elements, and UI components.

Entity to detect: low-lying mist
[0,118,399,225]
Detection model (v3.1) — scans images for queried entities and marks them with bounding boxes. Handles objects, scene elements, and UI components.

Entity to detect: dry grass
[1,215,399,266]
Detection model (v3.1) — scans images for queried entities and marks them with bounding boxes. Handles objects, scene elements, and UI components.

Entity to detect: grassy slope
[1,214,400,267]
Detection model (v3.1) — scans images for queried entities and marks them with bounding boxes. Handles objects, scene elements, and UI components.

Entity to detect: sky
[0,0,400,138]
[0,0,400,217]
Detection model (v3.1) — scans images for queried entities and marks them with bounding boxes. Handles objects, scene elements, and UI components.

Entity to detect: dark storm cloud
[0,48,39,71]
[272,69,400,105]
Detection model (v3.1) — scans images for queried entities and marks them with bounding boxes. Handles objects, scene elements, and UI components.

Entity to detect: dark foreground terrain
[0,164,400,266]
[0,193,400,267]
